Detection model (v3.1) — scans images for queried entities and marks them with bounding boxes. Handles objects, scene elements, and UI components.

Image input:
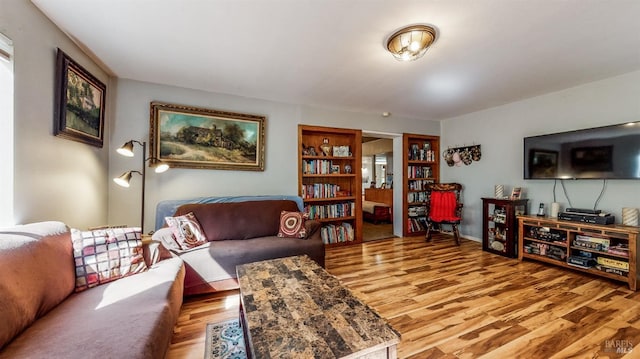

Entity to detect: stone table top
[237,255,400,359]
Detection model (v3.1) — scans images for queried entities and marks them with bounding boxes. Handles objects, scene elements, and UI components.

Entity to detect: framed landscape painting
[149,102,266,171]
[54,49,106,147]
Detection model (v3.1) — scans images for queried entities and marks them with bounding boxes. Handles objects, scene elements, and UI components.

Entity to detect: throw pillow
[277,211,308,239]
[72,227,148,292]
[164,212,208,250]
[151,227,182,252]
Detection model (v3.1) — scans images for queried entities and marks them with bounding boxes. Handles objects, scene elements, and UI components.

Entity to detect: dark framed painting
[529,149,558,178]
[150,102,266,171]
[54,49,106,147]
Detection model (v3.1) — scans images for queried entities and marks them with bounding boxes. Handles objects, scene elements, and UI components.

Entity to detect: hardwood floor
[167,234,640,358]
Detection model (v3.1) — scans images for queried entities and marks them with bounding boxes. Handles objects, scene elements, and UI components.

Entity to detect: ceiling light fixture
[386,25,437,62]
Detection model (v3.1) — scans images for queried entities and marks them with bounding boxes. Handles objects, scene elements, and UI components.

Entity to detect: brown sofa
[0,221,185,359]
[155,197,325,296]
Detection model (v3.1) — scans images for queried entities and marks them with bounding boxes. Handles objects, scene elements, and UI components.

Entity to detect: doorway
[361,132,397,242]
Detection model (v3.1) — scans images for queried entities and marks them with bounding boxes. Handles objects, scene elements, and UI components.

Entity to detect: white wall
[110,79,440,232]
[441,70,640,240]
[0,0,111,228]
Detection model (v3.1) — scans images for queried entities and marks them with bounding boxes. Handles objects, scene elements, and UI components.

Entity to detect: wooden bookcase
[518,215,640,290]
[402,133,440,237]
[298,125,362,246]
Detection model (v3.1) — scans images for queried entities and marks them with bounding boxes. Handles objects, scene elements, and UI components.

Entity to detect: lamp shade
[386,25,436,61]
[113,171,133,187]
[154,161,169,173]
[116,141,135,157]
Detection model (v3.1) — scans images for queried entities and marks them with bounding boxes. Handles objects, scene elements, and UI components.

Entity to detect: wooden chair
[425,183,463,245]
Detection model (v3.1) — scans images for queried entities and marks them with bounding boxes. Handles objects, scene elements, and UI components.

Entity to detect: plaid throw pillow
[72,227,147,292]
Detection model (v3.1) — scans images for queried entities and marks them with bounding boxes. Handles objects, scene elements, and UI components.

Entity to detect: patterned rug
[204,319,247,359]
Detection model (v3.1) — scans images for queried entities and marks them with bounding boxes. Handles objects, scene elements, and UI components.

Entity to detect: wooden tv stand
[518,215,639,290]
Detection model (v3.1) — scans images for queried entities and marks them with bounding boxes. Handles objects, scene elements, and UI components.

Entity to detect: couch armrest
[142,237,175,267]
[304,220,321,239]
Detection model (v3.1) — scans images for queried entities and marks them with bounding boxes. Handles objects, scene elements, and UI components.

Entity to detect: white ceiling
[32,0,640,121]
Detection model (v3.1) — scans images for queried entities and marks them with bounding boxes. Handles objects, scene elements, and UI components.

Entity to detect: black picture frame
[54,48,106,147]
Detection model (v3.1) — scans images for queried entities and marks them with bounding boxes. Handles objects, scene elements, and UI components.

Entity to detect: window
[0,32,14,226]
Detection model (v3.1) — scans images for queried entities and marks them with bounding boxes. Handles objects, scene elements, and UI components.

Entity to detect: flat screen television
[523,121,640,179]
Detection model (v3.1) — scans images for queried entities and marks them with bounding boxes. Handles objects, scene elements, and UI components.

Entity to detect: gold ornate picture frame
[149,102,265,171]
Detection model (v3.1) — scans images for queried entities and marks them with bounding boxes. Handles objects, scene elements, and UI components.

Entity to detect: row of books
[523,242,567,261]
[568,253,629,276]
[321,223,354,244]
[302,159,338,175]
[305,202,355,220]
[408,179,434,191]
[408,143,435,161]
[407,166,433,179]
[407,191,428,203]
[301,183,341,199]
[407,217,429,233]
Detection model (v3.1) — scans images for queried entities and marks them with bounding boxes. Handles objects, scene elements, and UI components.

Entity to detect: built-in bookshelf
[298,125,362,246]
[518,215,639,290]
[402,133,440,237]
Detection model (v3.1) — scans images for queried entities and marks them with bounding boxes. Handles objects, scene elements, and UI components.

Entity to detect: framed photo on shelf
[150,102,266,171]
[330,165,340,174]
[510,187,522,200]
[54,48,106,147]
[333,145,350,157]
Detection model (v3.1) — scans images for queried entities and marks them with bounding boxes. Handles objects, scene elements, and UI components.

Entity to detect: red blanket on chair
[429,191,460,222]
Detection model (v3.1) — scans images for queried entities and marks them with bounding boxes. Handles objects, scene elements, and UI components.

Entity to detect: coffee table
[237,255,400,359]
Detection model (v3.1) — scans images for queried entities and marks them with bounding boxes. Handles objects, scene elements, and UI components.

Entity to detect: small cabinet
[482,198,528,258]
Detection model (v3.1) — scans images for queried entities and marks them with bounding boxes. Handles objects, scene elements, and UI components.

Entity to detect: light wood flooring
[167,234,640,358]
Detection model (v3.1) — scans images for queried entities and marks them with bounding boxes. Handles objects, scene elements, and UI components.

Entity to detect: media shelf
[518,215,640,290]
[298,125,362,246]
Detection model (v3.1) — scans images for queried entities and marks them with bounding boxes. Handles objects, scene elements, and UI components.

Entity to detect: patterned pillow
[164,212,208,250]
[277,211,308,238]
[151,227,182,252]
[72,227,148,292]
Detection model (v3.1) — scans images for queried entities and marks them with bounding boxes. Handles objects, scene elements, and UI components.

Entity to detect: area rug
[204,318,247,359]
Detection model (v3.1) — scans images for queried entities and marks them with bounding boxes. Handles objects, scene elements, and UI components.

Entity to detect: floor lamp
[113,140,169,233]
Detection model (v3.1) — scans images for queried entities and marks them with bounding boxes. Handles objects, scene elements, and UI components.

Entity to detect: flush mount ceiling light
[386,25,437,61]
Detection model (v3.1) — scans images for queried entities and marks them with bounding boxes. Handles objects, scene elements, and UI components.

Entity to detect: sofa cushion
[277,211,308,238]
[71,227,148,292]
[0,257,185,359]
[180,234,325,295]
[174,200,299,241]
[164,212,208,249]
[0,221,74,350]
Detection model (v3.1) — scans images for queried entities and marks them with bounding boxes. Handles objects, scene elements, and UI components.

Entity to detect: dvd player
[566,208,601,215]
[558,211,615,225]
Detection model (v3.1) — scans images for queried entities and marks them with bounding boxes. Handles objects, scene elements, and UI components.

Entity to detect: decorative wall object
[622,208,639,226]
[54,48,106,147]
[150,102,266,171]
[443,144,481,167]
